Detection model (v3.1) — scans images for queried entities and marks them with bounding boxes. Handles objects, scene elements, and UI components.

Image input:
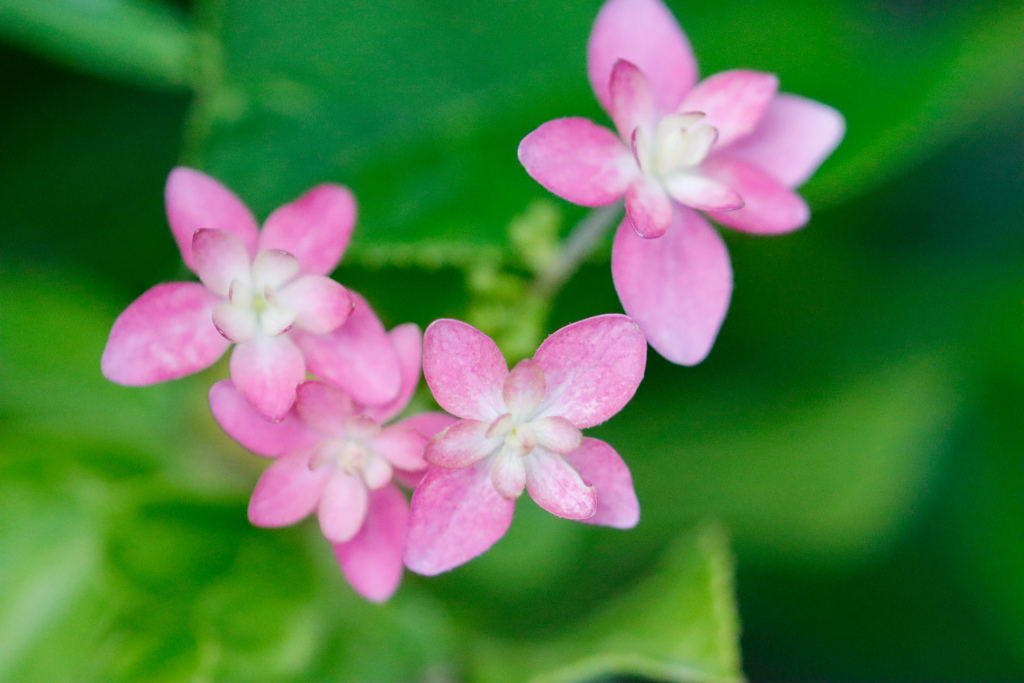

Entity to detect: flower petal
[251,249,299,290]
[292,292,402,406]
[208,380,317,457]
[703,156,810,234]
[361,323,421,423]
[333,484,408,603]
[524,448,596,521]
[624,175,672,238]
[403,463,515,576]
[165,167,259,272]
[532,313,647,429]
[101,282,228,385]
[319,470,369,543]
[679,70,778,149]
[294,380,355,436]
[611,208,732,365]
[371,425,428,472]
[490,448,527,500]
[229,333,306,421]
[258,183,356,277]
[561,437,639,528]
[212,303,256,344]
[588,0,697,115]
[661,172,744,212]
[276,275,353,335]
[503,359,546,420]
[397,412,459,440]
[518,117,636,207]
[609,59,656,140]
[425,419,498,469]
[422,319,508,421]
[719,93,845,187]
[192,229,253,298]
[248,449,330,527]
[532,416,582,454]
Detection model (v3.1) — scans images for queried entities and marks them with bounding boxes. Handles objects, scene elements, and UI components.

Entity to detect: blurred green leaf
[0,0,193,89]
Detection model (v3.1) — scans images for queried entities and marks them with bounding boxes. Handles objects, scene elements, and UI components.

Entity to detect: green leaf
[466,524,742,683]
[0,0,193,89]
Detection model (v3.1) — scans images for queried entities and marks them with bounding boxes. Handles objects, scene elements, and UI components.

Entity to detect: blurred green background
[1,0,1022,680]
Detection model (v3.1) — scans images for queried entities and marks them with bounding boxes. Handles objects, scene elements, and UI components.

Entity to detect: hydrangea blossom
[102,167,402,420]
[403,314,646,576]
[210,323,454,602]
[518,0,845,365]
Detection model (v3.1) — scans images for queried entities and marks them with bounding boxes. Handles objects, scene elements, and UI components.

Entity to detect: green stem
[531,200,624,299]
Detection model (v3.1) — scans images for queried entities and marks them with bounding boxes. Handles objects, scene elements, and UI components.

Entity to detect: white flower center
[310,416,392,490]
[635,112,718,179]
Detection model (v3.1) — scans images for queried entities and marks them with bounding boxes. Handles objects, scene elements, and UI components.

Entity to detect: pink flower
[403,314,646,576]
[101,167,402,420]
[518,0,845,365]
[210,323,455,602]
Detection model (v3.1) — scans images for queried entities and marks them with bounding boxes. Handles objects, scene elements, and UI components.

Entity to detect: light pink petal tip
[609,59,656,140]
[562,438,639,528]
[588,0,697,115]
[680,70,778,150]
[518,118,636,207]
[319,471,369,543]
[248,449,331,528]
[403,464,515,576]
[334,484,408,603]
[277,275,353,334]
[611,208,732,366]
[533,313,647,429]
[229,334,306,421]
[624,176,672,239]
[102,282,228,385]
[208,380,316,457]
[425,419,496,469]
[525,449,597,521]
[422,319,508,421]
[165,167,258,272]
[192,228,252,297]
[703,157,810,234]
[259,183,356,276]
[722,93,845,188]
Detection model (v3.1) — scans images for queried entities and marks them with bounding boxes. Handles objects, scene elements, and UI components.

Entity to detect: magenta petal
[524,448,596,521]
[192,228,253,297]
[292,292,402,406]
[258,183,356,276]
[703,157,810,234]
[397,412,459,440]
[403,463,515,576]
[611,208,732,366]
[209,380,317,456]
[518,117,636,207]
[609,59,656,140]
[165,167,259,272]
[422,319,509,421]
[533,313,647,429]
[229,333,306,421]
[588,0,697,115]
[277,275,353,334]
[319,470,370,543]
[102,282,228,385]
[295,380,355,436]
[248,449,330,527]
[362,323,422,424]
[425,419,497,468]
[334,484,408,603]
[679,70,779,149]
[721,93,845,188]
[371,425,428,472]
[561,438,639,528]
[624,176,672,238]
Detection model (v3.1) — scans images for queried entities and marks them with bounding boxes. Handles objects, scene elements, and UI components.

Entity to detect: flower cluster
[101,0,840,602]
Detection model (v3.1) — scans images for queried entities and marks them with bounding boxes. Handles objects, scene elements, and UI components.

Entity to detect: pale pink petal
[361,323,421,424]
[503,359,546,419]
[661,173,743,212]
[561,437,639,528]
[518,117,636,207]
[276,275,353,334]
[422,319,508,421]
[720,93,845,187]
[703,157,810,234]
[251,249,299,290]
[334,484,408,603]
[424,419,498,469]
[532,416,582,454]
[609,59,656,140]
[524,448,596,521]
[208,380,317,457]
[259,184,356,276]
[165,167,258,272]
[362,455,394,490]
[294,380,355,436]
[212,303,256,344]
[248,449,331,527]
[292,292,402,406]
[371,425,428,472]
[611,208,732,365]
[679,70,778,149]
[490,448,527,500]
[192,228,252,298]
[101,282,228,385]
[624,175,672,238]
[532,313,647,429]
[230,334,306,421]
[403,463,515,576]
[393,468,426,490]
[397,412,459,440]
[318,470,369,543]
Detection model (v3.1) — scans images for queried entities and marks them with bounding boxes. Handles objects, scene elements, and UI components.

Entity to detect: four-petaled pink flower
[102,167,403,421]
[210,323,455,602]
[518,0,844,365]
[403,314,646,576]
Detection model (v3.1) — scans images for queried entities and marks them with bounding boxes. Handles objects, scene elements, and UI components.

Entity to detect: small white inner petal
[258,299,297,337]
[252,249,300,290]
[651,112,718,178]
